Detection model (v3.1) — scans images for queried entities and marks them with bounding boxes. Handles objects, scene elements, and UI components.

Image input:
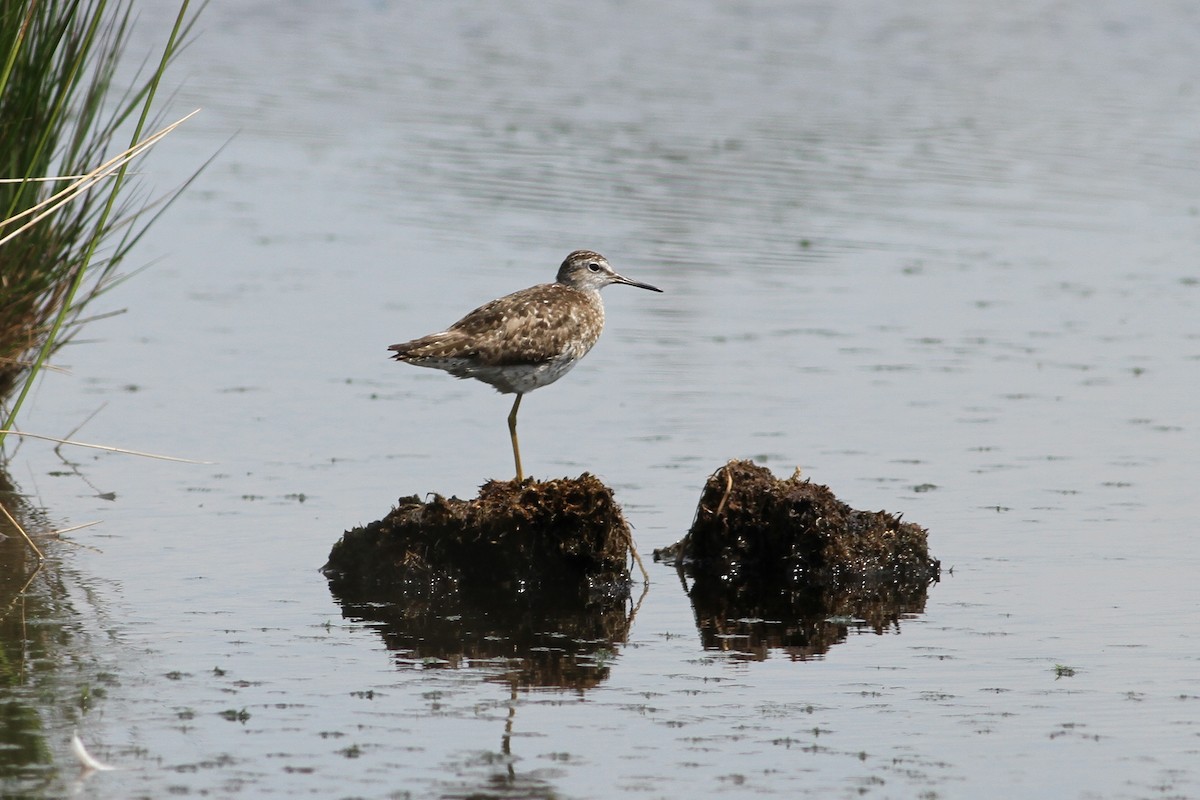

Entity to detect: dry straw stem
[0,494,42,561]
[0,420,209,563]
[0,110,197,249]
[629,532,649,585]
[0,173,127,182]
[0,429,212,463]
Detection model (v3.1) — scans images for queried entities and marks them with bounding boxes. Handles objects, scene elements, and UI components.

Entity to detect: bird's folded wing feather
[448,284,598,366]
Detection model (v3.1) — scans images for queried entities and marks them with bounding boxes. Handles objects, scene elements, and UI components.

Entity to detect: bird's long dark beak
[613,273,663,293]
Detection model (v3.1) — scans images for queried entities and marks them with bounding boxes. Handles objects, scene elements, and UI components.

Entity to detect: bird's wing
[449,284,599,366]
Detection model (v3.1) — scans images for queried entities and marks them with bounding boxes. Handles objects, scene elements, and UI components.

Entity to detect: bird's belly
[448,354,581,395]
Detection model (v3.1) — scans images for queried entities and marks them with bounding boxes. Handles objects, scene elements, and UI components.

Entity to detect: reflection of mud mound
[332,590,632,690]
[323,474,639,689]
[676,566,933,661]
[655,460,939,660]
[324,474,633,601]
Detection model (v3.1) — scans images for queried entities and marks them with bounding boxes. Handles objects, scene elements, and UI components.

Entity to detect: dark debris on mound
[654,460,940,659]
[323,473,634,604]
[656,459,940,587]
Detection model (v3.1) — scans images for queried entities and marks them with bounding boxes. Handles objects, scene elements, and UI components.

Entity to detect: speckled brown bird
[389,250,661,481]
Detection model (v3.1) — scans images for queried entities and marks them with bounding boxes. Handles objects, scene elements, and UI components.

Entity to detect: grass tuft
[0,0,199,446]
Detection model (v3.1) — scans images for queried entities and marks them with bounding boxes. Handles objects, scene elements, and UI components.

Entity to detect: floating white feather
[71,733,118,772]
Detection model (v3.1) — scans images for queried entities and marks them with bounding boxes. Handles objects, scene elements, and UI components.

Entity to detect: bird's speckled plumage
[388,250,661,480]
[389,250,659,394]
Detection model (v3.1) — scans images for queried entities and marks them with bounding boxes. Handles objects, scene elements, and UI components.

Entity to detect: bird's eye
[587,262,601,272]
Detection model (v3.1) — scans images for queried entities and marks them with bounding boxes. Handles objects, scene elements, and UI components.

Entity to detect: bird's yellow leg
[508,394,524,482]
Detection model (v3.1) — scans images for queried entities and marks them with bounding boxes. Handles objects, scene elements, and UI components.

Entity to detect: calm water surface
[2,1,1199,798]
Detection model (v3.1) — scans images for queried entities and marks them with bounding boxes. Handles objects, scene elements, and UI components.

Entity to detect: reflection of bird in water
[389,250,661,481]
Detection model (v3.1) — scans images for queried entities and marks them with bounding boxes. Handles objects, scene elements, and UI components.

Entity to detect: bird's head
[556,250,662,294]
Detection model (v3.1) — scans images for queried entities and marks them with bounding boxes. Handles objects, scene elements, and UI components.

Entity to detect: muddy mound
[324,474,636,602]
[655,460,939,659]
[324,474,642,687]
[656,459,939,586]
